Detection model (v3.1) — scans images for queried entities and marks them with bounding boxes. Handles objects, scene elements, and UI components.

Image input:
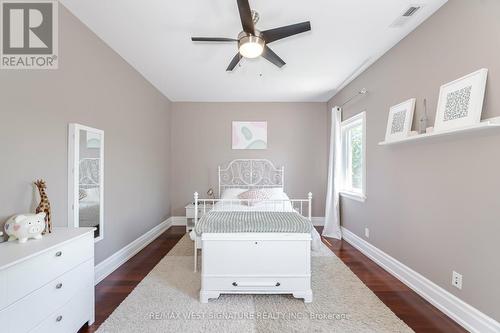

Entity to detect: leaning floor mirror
[68,123,104,242]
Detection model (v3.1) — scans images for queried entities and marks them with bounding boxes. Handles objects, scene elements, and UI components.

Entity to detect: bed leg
[194,192,198,272]
[308,192,312,221]
[194,238,197,272]
[200,291,220,303]
[294,290,313,303]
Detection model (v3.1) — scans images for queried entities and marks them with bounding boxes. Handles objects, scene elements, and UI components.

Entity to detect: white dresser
[0,228,95,333]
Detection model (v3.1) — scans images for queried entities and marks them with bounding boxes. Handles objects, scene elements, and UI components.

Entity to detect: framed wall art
[434,68,488,132]
[232,121,267,149]
[384,98,416,141]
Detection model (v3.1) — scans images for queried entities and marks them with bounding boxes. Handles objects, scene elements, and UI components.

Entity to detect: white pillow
[267,187,284,197]
[221,188,247,199]
[237,189,272,205]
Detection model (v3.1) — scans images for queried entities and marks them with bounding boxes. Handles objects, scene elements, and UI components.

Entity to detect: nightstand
[185,202,213,232]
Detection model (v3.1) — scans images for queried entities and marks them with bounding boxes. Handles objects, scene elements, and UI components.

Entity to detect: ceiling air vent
[403,6,421,17]
[390,5,422,28]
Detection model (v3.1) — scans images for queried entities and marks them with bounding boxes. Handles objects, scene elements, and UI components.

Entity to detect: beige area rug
[97,235,413,333]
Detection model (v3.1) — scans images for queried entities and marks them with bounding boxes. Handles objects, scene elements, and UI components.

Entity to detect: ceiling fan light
[239,35,265,58]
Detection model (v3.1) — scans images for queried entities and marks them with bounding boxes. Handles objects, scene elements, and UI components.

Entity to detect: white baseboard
[170,216,325,226]
[170,216,188,226]
[341,227,500,333]
[94,218,173,284]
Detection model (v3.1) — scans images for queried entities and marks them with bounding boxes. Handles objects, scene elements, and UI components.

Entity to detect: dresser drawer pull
[56,283,63,289]
[56,315,63,322]
[232,282,281,287]
[55,251,63,257]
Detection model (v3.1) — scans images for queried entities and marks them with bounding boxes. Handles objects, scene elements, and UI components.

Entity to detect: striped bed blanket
[194,211,313,236]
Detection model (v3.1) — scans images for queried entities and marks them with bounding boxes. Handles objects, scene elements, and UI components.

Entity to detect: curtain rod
[339,88,367,107]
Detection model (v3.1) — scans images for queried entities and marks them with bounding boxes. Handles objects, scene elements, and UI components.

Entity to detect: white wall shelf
[378,117,500,146]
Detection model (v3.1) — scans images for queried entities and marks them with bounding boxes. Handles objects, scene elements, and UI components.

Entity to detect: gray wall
[328,0,500,321]
[170,102,328,216]
[0,6,172,264]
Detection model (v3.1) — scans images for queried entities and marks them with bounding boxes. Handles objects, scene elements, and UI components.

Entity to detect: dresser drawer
[31,287,92,333]
[0,259,93,333]
[0,232,93,309]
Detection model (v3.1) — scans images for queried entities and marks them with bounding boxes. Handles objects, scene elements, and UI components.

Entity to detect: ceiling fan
[191,0,311,71]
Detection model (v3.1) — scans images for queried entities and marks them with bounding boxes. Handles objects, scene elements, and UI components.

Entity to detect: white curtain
[323,106,342,239]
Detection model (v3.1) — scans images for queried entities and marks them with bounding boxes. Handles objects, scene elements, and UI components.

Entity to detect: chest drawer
[0,232,93,310]
[0,259,93,333]
[201,276,310,292]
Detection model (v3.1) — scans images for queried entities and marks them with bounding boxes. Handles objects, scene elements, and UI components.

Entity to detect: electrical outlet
[364,228,369,238]
[452,271,462,290]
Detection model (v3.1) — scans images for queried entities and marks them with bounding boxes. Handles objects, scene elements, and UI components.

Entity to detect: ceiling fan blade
[261,21,311,44]
[261,46,285,68]
[237,0,255,34]
[191,37,237,42]
[226,53,242,71]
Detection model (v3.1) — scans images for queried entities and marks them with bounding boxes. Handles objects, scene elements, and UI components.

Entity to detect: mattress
[194,211,313,236]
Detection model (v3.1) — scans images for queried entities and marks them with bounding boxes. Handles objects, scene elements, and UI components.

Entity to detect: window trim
[339,111,366,202]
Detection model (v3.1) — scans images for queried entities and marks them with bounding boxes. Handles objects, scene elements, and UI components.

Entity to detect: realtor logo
[1,0,58,69]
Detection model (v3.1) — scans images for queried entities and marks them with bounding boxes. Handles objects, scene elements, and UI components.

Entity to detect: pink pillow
[237,189,271,206]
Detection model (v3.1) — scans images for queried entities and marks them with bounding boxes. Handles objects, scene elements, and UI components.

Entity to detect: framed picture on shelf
[384,98,416,141]
[434,68,488,132]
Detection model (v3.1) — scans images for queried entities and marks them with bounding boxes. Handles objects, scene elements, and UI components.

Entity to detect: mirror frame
[68,123,104,242]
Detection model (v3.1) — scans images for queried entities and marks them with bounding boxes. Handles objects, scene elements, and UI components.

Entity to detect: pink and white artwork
[232,121,267,149]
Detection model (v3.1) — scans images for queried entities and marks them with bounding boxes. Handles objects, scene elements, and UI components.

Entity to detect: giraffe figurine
[34,179,52,234]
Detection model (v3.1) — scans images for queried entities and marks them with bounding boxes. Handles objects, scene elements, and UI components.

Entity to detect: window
[340,112,366,202]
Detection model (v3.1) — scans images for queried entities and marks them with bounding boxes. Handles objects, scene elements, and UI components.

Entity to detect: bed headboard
[218,159,284,196]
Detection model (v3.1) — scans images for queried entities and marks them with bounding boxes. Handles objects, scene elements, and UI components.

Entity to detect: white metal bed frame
[193,160,313,303]
[194,159,312,271]
[198,159,311,221]
[218,159,285,196]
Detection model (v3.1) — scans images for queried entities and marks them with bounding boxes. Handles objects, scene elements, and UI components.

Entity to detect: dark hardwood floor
[79,227,186,333]
[80,226,466,333]
[319,230,466,333]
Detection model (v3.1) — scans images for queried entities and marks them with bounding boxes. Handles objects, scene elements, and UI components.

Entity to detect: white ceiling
[61,0,447,102]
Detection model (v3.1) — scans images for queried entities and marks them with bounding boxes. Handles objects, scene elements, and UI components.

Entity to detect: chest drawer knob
[56,283,63,289]
[55,251,63,257]
[56,315,63,322]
